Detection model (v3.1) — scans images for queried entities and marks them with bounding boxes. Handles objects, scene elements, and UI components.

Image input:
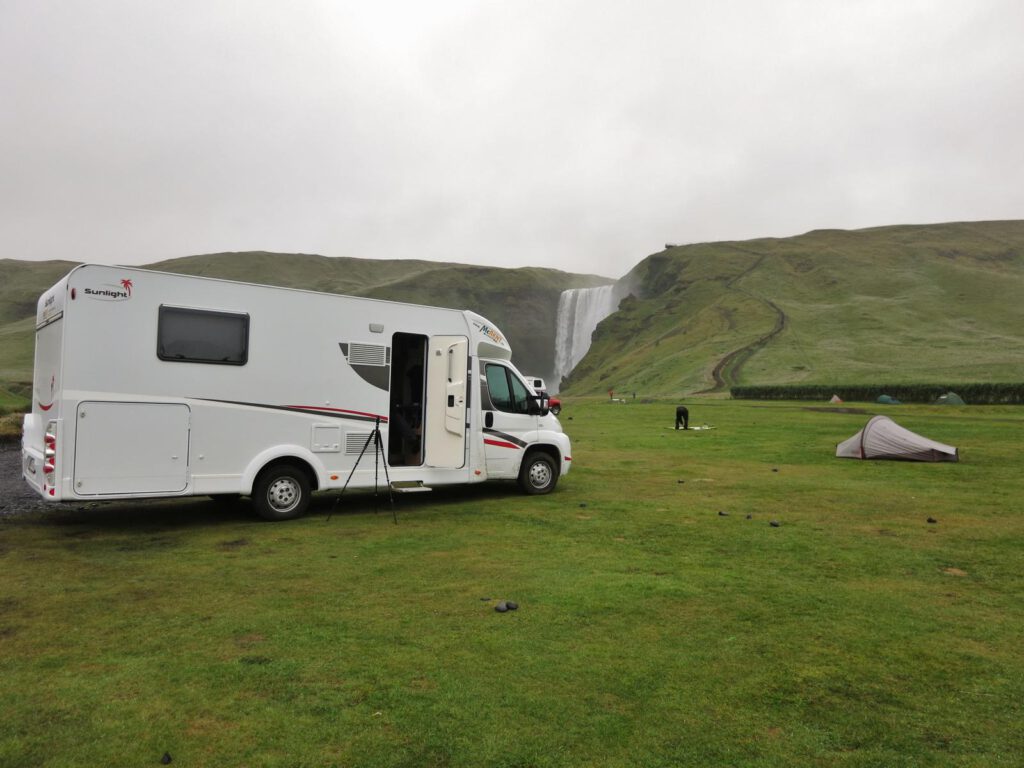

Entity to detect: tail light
[44,420,57,486]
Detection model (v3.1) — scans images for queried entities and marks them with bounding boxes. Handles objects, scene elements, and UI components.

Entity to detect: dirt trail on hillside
[705,297,787,391]
[699,248,789,393]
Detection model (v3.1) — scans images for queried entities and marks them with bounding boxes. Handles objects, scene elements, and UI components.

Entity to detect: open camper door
[425,336,468,468]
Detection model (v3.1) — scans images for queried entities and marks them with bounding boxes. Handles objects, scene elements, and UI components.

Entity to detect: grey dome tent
[934,391,965,405]
[836,415,958,462]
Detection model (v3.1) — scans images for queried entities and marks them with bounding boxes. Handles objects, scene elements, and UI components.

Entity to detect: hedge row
[729,383,1024,405]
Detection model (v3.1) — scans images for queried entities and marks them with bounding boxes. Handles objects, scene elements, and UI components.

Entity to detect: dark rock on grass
[579,503,587,508]
[506,601,519,610]
[495,602,509,613]
[746,514,752,520]
[677,479,685,484]
[770,520,781,528]
[718,510,728,517]
[772,468,779,472]
[927,517,938,524]
[161,752,173,764]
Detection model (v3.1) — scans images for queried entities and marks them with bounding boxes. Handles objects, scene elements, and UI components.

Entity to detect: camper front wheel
[253,464,312,521]
[519,452,558,495]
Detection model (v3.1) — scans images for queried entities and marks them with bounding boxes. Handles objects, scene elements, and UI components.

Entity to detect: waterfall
[552,284,620,390]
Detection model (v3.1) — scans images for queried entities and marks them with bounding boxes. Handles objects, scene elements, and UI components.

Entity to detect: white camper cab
[22,265,572,520]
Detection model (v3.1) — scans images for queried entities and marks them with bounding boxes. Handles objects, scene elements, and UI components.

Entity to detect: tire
[252,464,312,521]
[518,452,558,495]
[550,404,561,416]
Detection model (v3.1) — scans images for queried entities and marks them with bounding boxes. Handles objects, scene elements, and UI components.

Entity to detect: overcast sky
[2,1,1022,278]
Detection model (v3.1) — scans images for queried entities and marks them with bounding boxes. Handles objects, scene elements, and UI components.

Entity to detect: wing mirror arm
[529,394,550,416]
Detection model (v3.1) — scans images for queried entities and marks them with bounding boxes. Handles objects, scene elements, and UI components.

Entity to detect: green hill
[145,252,450,296]
[0,253,608,399]
[5,221,1024,406]
[0,259,80,325]
[565,220,1024,395]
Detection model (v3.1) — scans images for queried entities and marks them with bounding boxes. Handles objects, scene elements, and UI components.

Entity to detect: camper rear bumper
[22,412,63,501]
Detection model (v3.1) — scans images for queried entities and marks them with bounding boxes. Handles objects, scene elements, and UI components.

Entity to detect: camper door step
[390,481,433,493]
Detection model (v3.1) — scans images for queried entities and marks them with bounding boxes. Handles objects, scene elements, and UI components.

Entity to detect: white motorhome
[22,265,572,520]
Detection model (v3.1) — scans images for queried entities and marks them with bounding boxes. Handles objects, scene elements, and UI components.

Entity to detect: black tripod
[327,416,397,523]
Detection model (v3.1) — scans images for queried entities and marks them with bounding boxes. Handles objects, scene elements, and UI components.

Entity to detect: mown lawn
[1,399,1022,767]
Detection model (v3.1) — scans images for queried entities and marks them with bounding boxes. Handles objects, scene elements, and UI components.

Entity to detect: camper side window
[157,306,249,365]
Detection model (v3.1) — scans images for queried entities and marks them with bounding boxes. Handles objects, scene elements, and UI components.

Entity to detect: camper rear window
[157,306,249,365]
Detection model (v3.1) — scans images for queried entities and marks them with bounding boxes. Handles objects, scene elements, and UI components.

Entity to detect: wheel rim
[528,460,552,489]
[267,476,301,513]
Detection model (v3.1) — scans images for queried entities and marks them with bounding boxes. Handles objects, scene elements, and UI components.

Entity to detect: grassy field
[2,399,1022,767]
[0,384,30,440]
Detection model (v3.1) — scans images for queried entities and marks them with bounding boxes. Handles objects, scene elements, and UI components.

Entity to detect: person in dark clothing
[675,405,689,430]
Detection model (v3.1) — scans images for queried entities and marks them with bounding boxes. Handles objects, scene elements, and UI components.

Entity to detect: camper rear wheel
[518,452,558,495]
[253,463,312,521]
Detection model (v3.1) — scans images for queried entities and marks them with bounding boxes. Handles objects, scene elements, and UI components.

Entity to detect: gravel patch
[0,444,51,517]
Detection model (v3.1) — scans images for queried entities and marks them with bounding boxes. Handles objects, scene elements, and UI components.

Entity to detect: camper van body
[22,265,571,519]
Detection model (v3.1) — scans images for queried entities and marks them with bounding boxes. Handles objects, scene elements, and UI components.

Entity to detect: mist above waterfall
[552,284,621,390]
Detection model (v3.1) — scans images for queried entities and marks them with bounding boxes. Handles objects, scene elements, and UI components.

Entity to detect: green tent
[934,391,966,405]
[877,394,901,405]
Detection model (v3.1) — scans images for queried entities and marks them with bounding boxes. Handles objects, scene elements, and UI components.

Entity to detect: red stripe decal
[484,438,520,450]
[287,405,388,423]
[39,402,53,412]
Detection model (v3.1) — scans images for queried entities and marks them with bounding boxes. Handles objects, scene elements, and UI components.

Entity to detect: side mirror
[528,394,550,416]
